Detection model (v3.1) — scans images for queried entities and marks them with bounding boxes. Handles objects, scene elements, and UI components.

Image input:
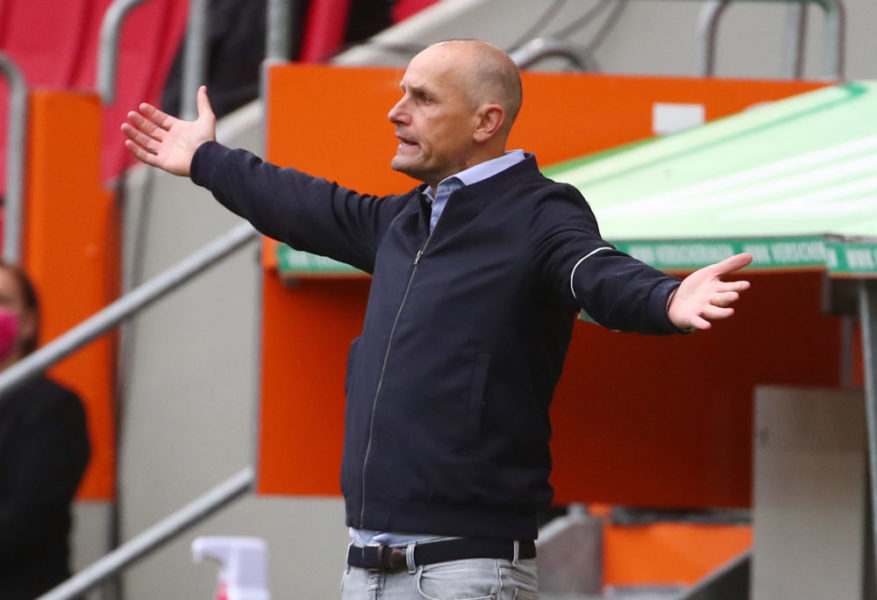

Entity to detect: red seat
[0,0,187,194]
[0,0,94,88]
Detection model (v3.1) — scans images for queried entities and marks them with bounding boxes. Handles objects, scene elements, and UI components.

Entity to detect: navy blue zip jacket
[191,142,682,540]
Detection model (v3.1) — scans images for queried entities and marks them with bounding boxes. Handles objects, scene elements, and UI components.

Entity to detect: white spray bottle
[192,536,270,600]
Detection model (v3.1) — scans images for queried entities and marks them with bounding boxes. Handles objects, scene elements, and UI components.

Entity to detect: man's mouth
[396,134,419,148]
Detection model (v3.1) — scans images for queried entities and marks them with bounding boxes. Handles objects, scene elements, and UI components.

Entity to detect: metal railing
[98,0,211,117]
[97,0,152,104]
[0,52,28,264]
[508,37,599,71]
[696,0,845,80]
[38,468,255,600]
[0,222,258,398]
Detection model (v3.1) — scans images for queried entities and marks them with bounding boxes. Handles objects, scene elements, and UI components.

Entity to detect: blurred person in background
[0,262,90,599]
[161,0,397,118]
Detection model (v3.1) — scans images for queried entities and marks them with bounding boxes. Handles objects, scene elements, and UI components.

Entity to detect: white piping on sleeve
[569,246,613,300]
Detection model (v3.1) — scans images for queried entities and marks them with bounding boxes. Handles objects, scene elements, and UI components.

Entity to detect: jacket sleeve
[190,141,406,274]
[532,184,682,335]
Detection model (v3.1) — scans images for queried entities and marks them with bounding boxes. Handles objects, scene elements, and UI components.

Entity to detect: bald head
[428,40,523,136]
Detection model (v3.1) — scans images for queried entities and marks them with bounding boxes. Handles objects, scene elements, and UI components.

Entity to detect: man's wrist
[666,288,695,334]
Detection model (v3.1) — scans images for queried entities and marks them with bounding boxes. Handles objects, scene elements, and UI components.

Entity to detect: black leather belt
[347,538,536,571]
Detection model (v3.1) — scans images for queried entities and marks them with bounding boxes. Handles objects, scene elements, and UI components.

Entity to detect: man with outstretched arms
[123,39,751,599]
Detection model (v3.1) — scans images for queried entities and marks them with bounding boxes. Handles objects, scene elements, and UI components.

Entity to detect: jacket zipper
[359,231,434,526]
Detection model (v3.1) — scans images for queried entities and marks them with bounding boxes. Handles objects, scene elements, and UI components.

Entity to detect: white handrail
[38,468,255,600]
[0,222,258,399]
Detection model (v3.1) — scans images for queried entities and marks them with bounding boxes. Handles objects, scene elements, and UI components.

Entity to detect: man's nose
[387,98,408,124]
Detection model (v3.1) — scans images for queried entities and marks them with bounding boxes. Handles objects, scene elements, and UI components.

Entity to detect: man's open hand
[121,85,216,177]
[668,252,753,331]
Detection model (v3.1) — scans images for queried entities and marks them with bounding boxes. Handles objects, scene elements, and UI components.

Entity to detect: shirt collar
[424,150,526,200]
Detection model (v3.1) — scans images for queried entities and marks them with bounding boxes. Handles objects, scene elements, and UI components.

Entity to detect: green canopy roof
[546,81,877,276]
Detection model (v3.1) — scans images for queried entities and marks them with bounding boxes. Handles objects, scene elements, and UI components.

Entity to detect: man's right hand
[121,85,216,177]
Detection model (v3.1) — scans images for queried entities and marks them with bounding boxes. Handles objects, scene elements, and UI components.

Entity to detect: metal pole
[822,0,845,80]
[255,0,293,485]
[695,0,730,77]
[37,468,255,600]
[181,0,209,120]
[97,0,153,104]
[508,37,597,71]
[0,221,258,400]
[266,0,292,64]
[696,0,843,80]
[0,53,28,264]
[262,0,292,150]
[860,279,877,591]
[782,2,808,79]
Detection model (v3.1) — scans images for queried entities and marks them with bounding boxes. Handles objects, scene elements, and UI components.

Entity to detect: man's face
[387,45,479,187]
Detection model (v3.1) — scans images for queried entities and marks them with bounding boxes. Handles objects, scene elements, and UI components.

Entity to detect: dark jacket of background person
[161,0,395,119]
[162,0,268,119]
[0,375,90,599]
[191,142,681,541]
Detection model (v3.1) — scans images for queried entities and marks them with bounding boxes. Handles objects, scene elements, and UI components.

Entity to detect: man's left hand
[668,252,753,332]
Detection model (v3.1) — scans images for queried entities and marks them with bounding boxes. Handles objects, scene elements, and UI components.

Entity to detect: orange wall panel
[550,271,841,508]
[25,91,118,500]
[266,65,414,195]
[510,72,825,167]
[257,65,835,505]
[259,276,368,494]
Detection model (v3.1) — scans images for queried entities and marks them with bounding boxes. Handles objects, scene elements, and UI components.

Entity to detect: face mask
[0,309,20,364]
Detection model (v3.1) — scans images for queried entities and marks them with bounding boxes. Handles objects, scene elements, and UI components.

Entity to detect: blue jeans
[340,558,539,599]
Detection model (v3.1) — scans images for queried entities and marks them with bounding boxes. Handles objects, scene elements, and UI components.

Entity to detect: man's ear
[473,104,506,143]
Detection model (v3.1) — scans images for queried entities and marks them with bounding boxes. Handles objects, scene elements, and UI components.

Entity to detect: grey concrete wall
[72,1,877,599]
[71,502,111,586]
